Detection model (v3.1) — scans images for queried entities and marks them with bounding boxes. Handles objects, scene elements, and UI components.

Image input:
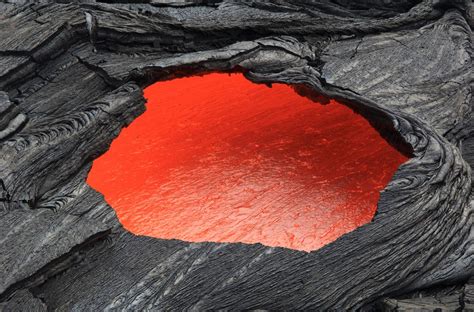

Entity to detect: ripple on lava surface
[87,73,408,252]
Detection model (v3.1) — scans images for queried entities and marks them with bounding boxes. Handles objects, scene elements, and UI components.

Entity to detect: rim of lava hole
[87,72,409,252]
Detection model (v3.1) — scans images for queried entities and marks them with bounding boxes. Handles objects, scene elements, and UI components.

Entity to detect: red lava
[87,73,408,252]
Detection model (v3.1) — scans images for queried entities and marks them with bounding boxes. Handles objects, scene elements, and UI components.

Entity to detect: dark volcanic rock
[0,209,109,297]
[0,290,46,312]
[0,0,472,310]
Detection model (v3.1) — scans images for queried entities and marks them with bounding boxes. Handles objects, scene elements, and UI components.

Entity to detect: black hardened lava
[0,1,472,311]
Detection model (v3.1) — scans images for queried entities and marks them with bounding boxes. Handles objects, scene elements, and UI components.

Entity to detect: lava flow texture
[87,73,408,251]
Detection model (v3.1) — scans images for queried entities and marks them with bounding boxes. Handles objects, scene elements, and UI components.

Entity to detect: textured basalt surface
[0,0,472,310]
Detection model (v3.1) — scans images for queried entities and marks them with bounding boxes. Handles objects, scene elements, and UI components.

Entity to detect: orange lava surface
[87,73,408,251]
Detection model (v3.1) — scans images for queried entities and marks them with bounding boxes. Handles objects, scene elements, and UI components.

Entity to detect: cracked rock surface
[0,0,472,310]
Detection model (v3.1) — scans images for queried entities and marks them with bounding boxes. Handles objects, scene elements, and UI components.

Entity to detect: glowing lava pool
[87,73,408,251]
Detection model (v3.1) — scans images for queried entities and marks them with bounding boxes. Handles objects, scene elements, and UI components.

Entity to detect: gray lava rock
[0,0,472,310]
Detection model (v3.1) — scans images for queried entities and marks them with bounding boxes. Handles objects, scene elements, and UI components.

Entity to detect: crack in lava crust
[87,73,408,251]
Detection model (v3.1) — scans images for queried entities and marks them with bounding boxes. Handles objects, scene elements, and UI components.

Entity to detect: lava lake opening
[87,73,408,251]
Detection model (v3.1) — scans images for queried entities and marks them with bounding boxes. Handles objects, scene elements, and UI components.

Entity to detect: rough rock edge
[0,0,472,310]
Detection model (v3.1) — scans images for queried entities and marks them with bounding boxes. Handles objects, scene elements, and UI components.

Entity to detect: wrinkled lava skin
[87,73,408,251]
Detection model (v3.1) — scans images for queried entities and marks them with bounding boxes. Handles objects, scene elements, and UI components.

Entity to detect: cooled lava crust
[0,1,472,311]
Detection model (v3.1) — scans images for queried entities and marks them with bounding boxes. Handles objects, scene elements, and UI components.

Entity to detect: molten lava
[87,73,408,251]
